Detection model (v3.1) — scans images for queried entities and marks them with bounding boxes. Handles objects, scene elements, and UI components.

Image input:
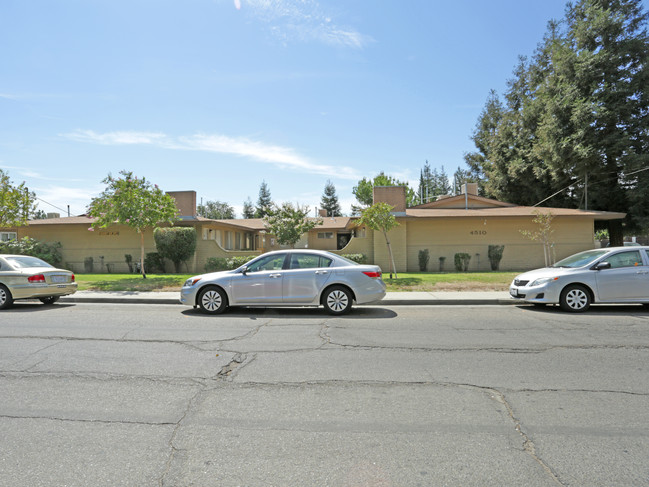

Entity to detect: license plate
[51,275,68,283]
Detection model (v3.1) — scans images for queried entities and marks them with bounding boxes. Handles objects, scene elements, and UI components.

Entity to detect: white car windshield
[552,249,609,268]
[5,256,53,269]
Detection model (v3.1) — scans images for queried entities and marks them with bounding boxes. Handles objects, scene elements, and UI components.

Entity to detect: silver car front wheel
[198,286,228,315]
[323,286,352,315]
[560,284,591,312]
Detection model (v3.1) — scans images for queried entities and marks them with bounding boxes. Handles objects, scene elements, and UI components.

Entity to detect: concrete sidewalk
[61,290,515,306]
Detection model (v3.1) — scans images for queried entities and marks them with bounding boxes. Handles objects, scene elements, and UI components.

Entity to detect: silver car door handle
[269,273,282,278]
[315,270,329,275]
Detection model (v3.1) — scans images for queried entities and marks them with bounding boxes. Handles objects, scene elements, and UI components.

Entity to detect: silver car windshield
[5,256,53,269]
[552,249,609,268]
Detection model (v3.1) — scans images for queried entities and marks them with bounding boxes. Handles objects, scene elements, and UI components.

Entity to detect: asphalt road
[1,302,648,486]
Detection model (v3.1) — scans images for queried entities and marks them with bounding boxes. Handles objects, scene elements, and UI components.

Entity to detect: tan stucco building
[2,185,625,274]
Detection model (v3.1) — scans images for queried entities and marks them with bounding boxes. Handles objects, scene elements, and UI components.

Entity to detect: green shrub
[205,257,228,272]
[454,253,471,272]
[341,253,367,264]
[488,245,505,271]
[144,252,166,273]
[154,227,197,272]
[227,255,255,269]
[418,249,430,271]
[0,237,63,267]
[205,255,256,272]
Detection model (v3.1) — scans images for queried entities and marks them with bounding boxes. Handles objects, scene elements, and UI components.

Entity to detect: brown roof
[410,194,516,209]
[404,206,626,220]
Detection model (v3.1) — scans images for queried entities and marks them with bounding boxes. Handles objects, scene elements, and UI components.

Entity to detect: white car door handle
[269,273,282,278]
[315,270,328,275]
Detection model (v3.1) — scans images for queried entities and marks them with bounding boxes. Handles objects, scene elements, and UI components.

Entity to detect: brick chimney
[167,191,197,218]
[372,186,407,212]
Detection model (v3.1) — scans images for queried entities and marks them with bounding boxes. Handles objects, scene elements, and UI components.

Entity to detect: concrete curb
[60,291,517,306]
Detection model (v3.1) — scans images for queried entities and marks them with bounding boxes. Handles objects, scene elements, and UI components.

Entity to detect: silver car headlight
[530,277,559,286]
[184,278,201,287]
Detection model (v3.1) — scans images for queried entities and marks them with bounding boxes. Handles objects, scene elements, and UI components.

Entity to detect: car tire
[197,286,228,315]
[322,286,353,315]
[39,296,60,305]
[0,285,14,310]
[559,284,591,312]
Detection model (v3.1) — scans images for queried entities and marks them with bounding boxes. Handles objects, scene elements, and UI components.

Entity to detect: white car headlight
[184,278,201,287]
[530,277,559,286]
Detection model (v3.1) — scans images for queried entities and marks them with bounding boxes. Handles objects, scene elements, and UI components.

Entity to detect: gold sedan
[0,254,77,309]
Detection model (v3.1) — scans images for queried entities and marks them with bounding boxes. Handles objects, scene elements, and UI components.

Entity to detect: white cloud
[240,0,373,49]
[62,130,362,180]
[62,129,169,145]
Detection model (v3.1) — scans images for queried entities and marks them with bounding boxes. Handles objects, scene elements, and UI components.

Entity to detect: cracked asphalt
[1,301,649,486]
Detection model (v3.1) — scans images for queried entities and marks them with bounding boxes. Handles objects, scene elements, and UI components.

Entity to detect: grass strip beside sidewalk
[75,272,518,293]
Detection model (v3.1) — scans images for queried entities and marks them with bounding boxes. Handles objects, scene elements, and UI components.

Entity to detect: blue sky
[3,0,642,217]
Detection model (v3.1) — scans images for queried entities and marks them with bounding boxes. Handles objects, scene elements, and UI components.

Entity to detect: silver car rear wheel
[0,285,13,310]
[198,286,228,315]
[560,284,591,312]
[323,286,352,315]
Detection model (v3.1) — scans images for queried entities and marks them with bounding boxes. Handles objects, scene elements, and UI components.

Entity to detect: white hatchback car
[0,254,77,309]
[510,246,649,312]
[181,250,386,315]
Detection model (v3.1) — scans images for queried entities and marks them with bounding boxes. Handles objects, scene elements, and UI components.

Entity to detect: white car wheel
[323,286,352,315]
[560,284,591,312]
[198,286,228,314]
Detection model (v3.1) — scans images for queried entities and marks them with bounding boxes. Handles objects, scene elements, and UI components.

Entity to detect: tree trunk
[384,231,398,279]
[140,230,147,279]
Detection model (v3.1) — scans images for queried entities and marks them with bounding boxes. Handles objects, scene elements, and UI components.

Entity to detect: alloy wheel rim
[202,290,222,311]
[0,289,5,305]
[327,290,348,312]
[566,290,587,309]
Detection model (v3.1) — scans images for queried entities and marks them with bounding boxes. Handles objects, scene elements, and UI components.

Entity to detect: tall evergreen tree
[254,181,273,218]
[242,197,255,219]
[320,180,342,216]
[464,0,649,242]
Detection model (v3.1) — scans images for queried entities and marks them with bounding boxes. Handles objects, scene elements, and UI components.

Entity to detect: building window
[0,232,17,242]
[317,232,334,239]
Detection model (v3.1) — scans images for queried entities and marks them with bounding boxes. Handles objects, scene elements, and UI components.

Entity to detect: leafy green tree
[320,180,342,216]
[356,202,400,278]
[153,227,197,272]
[31,209,48,220]
[197,200,235,219]
[352,172,416,214]
[242,197,255,219]
[255,181,273,218]
[263,203,322,248]
[465,0,649,244]
[0,169,36,227]
[87,170,179,278]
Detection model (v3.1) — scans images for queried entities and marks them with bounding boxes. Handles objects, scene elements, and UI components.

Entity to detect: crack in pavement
[489,388,565,486]
[0,414,177,426]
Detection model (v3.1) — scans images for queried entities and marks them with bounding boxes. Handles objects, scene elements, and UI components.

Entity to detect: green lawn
[75,271,518,292]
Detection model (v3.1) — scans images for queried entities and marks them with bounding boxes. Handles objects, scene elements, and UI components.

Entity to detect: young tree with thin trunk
[357,202,400,278]
[88,171,179,278]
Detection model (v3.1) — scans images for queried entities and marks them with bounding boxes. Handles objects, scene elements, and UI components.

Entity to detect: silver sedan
[510,246,649,312]
[180,250,386,315]
[0,254,77,309]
